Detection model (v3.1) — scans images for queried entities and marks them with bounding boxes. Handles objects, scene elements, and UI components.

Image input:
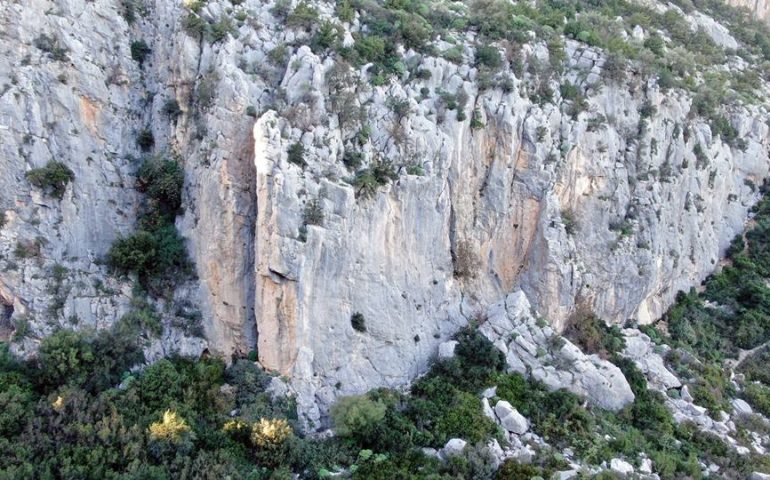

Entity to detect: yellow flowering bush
[250,418,292,449]
[51,395,65,412]
[148,410,190,442]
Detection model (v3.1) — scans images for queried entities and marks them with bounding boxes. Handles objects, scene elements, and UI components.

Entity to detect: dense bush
[286,1,319,31]
[34,33,68,61]
[564,312,625,359]
[475,45,502,70]
[107,231,158,275]
[287,142,306,167]
[349,159,397,198]
[743,383,770,417]
[130,39,151,65]
[303,199,324,227]
[738,346,770,385]
[136,128,154,151]
[108,226,188,281]
[136,157,184,214]
[25,161,75,199]
[162,99,182,119]
[1,307,764,478]
[350,312,366,332]
[330,395,386,439]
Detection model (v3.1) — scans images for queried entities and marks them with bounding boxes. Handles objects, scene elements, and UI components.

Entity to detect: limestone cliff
[728,0,770,24]
[1,0,769,427]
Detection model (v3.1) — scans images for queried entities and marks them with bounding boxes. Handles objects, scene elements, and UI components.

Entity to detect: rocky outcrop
[621,329,681,390]
[480,292,635,411]
[727,0,770,24]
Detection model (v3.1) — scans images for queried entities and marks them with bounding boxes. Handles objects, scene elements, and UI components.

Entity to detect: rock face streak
[1,0,769,427]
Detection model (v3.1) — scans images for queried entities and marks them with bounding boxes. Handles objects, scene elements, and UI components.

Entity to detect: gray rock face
[2,0,770,429]
[481,292,635,411]
[727,0,770,24]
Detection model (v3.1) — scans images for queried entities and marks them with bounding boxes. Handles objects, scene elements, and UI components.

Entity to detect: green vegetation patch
[25,161,75,199]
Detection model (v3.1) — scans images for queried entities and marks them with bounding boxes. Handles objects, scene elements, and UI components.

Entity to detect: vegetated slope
[0,311,769,478]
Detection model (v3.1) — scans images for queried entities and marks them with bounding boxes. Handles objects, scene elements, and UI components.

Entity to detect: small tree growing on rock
[26,161,75,199]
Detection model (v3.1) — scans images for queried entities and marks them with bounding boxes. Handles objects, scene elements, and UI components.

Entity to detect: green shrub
[354,35,387,64]
[644,34,665,56]
[351,312,366,332]
[34,34,68,61]
[337,0,355,22]
[182,12,208,37]
[564,312,625,359]
[739,346,770,385]
[209,16,234,43]
[136,157,184,213]
[408,374,497,446]
[287,142,306,167]
[470,109,485,129]
[14,239,41,259]
[137,128,154,151]
[631,389,674,433]
[303,199,324,226]
[120,306,163,337]
[561,208,577,235]
[163,99,182,119]
[496,460,551,480]
[130,40,151,65]
[331,395,386,438]
[743,383,770,417]
[475,45,502,70]
[26,161,75,199]
[11,317,31,342]
[36,330,94,388]
[343,150,364,169]
[107,231,158,275]
[350,159,397,199]
[108,225,187,279]
[286,1,319,30]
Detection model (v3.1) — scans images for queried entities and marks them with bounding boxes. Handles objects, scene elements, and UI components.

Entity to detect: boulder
[555,470,579,480]
[494,400,529,435]
[732,398,753,416]
[441,438,467,458]
[438,341,458,360]
[610,458,634,475]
